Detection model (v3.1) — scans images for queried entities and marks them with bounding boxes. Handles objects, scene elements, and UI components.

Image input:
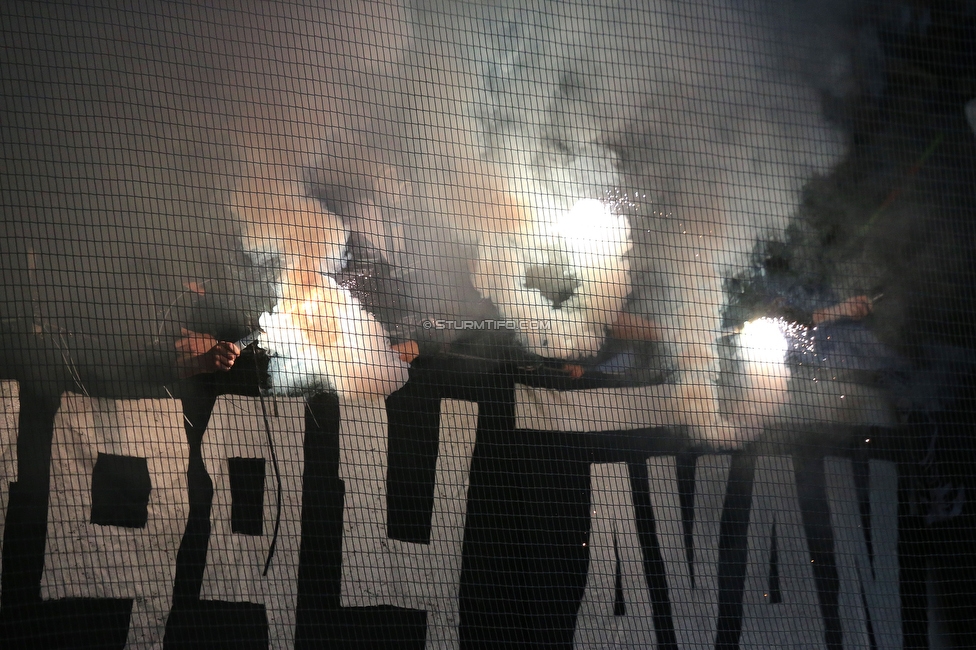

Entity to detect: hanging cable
[255,350,283,577]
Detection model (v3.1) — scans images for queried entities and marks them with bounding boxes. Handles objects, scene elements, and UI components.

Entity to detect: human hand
[176,328,241,377]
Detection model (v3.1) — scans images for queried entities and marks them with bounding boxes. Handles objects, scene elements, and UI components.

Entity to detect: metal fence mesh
[1,1,974,648]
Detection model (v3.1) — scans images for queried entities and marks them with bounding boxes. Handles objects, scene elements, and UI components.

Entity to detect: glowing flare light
[738,317,790,366]
[554,198,632,260]
[734,317,793,426]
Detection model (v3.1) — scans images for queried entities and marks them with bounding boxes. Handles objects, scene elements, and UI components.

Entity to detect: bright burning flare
[258,274,409,398]
[236,180,409,399]
[734,317,792,426]
[739,317,790,366]
[555,198,632,261]
[474,197,632,359]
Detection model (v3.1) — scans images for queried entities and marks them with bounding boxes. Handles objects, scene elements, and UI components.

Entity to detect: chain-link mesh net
[1,1,974,648]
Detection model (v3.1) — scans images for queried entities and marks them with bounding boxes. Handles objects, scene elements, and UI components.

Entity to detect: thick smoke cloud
[2,1,974,443]
[0,1,410,395]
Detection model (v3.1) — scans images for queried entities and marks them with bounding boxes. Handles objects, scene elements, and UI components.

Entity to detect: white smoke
[384,0,875,444]
[474,198,632,359]
[1,0,896,427]
[257,276,409,398]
